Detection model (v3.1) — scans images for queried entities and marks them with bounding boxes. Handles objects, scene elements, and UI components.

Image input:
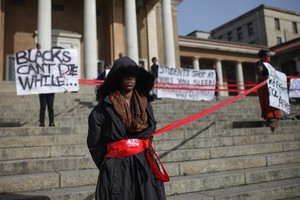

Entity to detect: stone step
[0,103,265,114]
[0,105,298,128]
[167,178,300,200]
[158,142,300,162]
[164,152,300,177]
[3,115,298,131]
[0,144,88,161]
[158,128,293,148]
[0,126,85,137]
[165,164,300,196]
[1,128,299,163]
[1,161,299,196]
[0,185,96,200]
[0,124,297,149]
[0,134,86,148]
[154,125,299,140]
[0,169,98,193]
[0,114,262,126]
[0,156,94,176]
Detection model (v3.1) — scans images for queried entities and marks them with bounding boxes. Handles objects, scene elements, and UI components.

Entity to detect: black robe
[87,96,166,200]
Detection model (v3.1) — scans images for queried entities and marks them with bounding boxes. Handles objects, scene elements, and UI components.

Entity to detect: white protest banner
[289,78,300,98]
[15,49,79,95]
[264,62,290,114]
[157,65,216,101]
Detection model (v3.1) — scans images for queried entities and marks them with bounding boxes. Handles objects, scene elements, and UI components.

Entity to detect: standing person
[36,43,55,127]
[151,57,158,79]
[151,57,159,99]
[212,65,219,101]
[39,93,55,127]
[101,64,112,80]
[256,49,281,131]
[87,56,168,200]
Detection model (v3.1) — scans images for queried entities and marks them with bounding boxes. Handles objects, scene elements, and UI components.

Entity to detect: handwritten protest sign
[289,78,300,98]
[264,62,290,114]
[15,49,79,95]
[157,65,216,101]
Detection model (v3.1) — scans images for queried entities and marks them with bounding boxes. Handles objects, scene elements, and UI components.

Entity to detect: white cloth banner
[157,65,216,101]
[264,62,290,114]
[15,49,79,95]
[289,78,300,98]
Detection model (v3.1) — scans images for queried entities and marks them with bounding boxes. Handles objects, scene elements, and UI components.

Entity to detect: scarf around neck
[110,90,148,133]
[260,57,270,62]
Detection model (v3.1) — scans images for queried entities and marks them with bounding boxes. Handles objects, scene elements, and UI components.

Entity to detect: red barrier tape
[152,80,267,136]
[79,79,104,86]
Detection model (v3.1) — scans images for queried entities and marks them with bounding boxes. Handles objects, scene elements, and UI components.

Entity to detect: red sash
[105,139,169,182]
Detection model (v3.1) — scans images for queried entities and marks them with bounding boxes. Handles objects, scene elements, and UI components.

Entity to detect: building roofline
[179,36,266,54]
[186,30,211,36]
[270,37,300,54]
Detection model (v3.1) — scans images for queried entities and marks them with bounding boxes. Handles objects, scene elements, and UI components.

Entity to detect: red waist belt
[105,138,169,183]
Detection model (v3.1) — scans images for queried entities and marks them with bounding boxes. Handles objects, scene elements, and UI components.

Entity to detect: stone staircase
[0,81,300,200]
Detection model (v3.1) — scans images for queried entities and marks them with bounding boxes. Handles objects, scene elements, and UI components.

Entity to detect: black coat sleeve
[87,104,107,170]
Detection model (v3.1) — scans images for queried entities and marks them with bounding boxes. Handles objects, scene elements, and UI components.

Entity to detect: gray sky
[177,0,300,35]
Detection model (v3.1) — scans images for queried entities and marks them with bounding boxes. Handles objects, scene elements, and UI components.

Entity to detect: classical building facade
[1,1,299,97]
[0,0,181,81]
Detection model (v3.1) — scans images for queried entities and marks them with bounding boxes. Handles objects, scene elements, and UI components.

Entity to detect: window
[277,36,282,44]
[237,27,243,40]
[227,31,232,41]
[52,4,64,12]
[275,18,280,30]
[293,22,298,34]
[247,22,254,36]
[6,55,15,81]
[218,35,223,40]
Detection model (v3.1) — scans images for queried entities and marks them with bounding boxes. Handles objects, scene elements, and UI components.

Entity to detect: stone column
[215,59,225,96]
[295,57,300,75]
[37,0,51,49]
[161,0,176,67]
[193,57,199,70]
[0,0,4,80]
[147,4,159,70]
[125,0,139,64]
[84,0,98,79]
[236,61,245,94]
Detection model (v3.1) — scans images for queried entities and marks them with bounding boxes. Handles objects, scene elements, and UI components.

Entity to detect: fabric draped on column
[84,0,98,79]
